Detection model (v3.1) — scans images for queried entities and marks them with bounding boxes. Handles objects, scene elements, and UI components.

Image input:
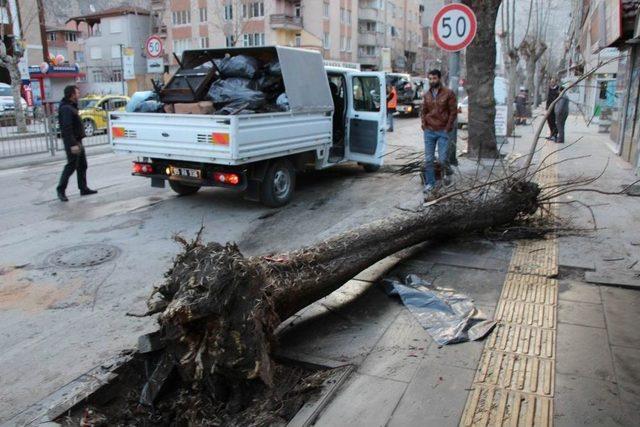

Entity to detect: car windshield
[79,99,99,109]
[0,86,12,96]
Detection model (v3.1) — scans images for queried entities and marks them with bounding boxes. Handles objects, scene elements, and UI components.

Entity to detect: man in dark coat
[554,86,570,144]
[56,85,97,201]
[546,78,560,141]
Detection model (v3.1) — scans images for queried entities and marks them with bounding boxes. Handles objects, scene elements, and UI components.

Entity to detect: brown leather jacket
[421,86,457,131]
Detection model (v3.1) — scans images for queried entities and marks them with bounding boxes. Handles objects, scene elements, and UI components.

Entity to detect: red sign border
[433,3,477,52]
[145,35,164,58]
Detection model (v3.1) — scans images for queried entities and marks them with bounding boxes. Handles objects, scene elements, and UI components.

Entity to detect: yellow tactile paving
[461,144,559,426]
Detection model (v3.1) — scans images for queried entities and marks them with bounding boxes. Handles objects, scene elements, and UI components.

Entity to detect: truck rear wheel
[260,159,295,207]
[361,163,381,173]
[169,180,200,196]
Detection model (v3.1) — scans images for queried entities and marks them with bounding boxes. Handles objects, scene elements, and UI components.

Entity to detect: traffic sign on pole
[145,35,163,58]
[432,3,477,52]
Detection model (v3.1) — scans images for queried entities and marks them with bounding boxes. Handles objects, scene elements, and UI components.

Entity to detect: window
[200,36,210,48]
[199,7,207,22]
[110,17,122,33]
[47,32,57,41]
[74,51,85,62]
[294,3,301,17]
[65,32,77,42]
[323,2,329,18]
[341,8,351,24]
[173,38,191,56]
[242,33,265,47]
[172,10,191,25]
[346,37,351,51]
[111,69,123,82]
[347,9,351,24]
[359,45,377,56]
[352,76,380,112]
[253,1,264,17]
[340,36,345,51]
[225,35,235,46]
[224,4,233,20]
[111,45,121,59]
[295,33,301,47]
[92,69,104,83]
[323,32,330,49]
[90,46,102,59]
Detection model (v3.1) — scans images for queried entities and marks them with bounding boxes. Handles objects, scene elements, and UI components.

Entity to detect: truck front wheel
[260,159,295,207]
[169,180,200,196]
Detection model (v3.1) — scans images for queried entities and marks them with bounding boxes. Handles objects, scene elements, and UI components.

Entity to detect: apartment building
[357,0,424,72]
[160,0,358,69]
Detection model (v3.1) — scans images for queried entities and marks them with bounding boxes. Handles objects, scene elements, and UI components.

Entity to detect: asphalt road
[0,117,425,422]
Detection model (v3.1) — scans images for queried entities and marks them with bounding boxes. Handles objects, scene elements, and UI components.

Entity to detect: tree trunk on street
[151,181,540,407]
[462,0,502,158]
[7,60,28,133]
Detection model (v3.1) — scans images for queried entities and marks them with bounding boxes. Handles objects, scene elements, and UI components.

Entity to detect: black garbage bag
[250,74,284,94]
[208,78,266,110]
[214,54,261,79]
[134,100,165,113]
[265,61,282,76]
[216,101,257,115]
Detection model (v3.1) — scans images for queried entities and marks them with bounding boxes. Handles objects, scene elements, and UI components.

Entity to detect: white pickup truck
[109,46,387,207]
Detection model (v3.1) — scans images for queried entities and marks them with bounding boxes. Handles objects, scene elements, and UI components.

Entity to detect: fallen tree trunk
[149,181,540,406]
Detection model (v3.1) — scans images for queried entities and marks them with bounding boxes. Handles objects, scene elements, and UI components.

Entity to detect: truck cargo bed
[109,111,332,166]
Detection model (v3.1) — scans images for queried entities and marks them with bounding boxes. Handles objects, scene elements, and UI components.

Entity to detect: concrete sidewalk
[285,115,640,426]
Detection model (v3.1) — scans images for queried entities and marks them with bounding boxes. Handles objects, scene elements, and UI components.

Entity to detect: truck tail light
[213,172,240,185]
[211,132,230,146]
[112,126,126,138]
[133,162,154,174]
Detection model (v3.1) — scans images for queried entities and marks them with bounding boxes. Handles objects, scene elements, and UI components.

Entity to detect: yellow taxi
[78,95,129,136]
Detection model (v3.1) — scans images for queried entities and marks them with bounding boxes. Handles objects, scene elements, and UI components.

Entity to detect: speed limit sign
[145,35,163,58]
[433,4,477,52]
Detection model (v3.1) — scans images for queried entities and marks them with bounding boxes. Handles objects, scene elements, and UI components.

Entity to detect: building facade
[157,0,422,73]
[68,7,153,95]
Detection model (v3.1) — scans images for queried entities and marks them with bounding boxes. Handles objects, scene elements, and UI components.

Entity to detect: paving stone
[387,361,475,427]
[357,313,431,382]
[425,339,486,370]
[558,280,602,304]
[556,323,615,382]
[558,300,606,328]
[617,381,640,427]
[601,287,640,349]
[314,373,407,427]
[611,345,640,385]
[585,271,640,289]
[554,373,624,427]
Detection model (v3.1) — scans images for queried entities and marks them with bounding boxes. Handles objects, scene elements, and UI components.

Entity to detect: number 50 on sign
[433,4,477,52]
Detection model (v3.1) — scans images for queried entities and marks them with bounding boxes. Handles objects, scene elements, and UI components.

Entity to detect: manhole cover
[46,244,120,268]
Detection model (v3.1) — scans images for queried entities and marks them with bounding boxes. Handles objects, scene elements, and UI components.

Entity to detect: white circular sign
[146,36,163,58]
[433,4,477,52]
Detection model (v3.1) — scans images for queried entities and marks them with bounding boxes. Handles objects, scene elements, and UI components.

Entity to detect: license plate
[171,167,201,179]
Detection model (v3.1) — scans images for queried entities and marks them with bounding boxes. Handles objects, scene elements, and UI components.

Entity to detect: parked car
[457,77,508,129]
[79,95,129,136]
[0,83,31,126]
[386,73,420,116]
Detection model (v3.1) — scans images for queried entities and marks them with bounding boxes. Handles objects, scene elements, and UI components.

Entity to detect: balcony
[357,54,379,67]
[270,14,303,30]
[358,31,384,46]
[358,7,379,21]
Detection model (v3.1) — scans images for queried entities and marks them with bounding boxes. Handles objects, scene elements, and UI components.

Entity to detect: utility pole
[35,0,50,62]
[119,44,126,95]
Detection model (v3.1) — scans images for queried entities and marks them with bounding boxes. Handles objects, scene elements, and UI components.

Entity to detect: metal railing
[0,104,110,160]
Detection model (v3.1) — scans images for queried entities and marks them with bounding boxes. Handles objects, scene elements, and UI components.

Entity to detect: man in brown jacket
[421,69,457,198]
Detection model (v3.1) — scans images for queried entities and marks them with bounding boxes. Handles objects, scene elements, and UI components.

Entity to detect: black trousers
[57,148,88,192]
[556,112,568,143]
[547,111,558,137]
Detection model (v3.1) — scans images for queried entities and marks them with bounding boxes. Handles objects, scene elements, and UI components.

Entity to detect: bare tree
[210,0,270,47]
[0,1,34,133]
[519,0,549,107]
[462,0,502,158]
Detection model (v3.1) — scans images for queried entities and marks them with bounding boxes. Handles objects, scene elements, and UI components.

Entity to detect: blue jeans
[387,111,394,131]
[423,129,449,187]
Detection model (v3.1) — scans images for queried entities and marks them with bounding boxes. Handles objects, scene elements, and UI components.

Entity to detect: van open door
[346,72,387,166]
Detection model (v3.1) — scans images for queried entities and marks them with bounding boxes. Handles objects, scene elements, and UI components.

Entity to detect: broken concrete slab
[585,271,640,289]
[601,287,640,349]
[556,323,616,382]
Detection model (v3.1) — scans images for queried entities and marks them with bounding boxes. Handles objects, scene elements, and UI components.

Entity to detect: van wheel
[361,163,381,173]
[260,159,295,207]
[169,180,200,196]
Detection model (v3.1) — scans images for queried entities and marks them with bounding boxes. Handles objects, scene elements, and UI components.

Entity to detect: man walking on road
[386,82,397,132]
[421,69,457,200]
[546,78,560,141]
[56,85,97,202]
[554,86,570,144]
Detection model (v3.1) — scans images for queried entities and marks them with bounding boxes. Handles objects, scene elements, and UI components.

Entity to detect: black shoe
[57,189,68,202]
[80,188,98,196]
